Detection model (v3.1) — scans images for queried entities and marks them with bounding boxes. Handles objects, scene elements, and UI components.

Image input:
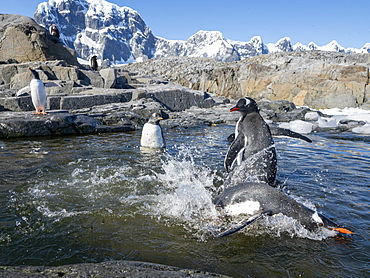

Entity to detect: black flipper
[227,127,312,144]
[270,127,312,143]
[212,211,272,237]
[227,133,235,143]
[224,133,245,172]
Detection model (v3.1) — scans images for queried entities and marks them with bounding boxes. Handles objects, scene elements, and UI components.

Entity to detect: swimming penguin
[28,68,47,115]
[225,97,277,186]
[49,24,60,39]
[211,181,353,237]
[90,55,98,71]
[140,112,165,149]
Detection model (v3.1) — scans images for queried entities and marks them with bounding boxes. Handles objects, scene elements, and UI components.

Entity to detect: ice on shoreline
[279,107,370,134]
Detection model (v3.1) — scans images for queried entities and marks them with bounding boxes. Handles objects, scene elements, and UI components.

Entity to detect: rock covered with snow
[279,107,370,134]
[33,0,370,63]
[279,120,313,134]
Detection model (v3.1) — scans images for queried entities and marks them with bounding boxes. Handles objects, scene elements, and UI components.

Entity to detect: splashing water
[1,129,368,277]
[21,142,345,241]
[129,147,221,236]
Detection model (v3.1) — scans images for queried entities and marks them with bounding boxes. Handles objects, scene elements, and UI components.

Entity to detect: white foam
[151,149,219,222]
[312,211,323,223]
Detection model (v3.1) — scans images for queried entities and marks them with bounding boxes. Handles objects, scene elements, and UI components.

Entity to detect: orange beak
[329,227,354,234]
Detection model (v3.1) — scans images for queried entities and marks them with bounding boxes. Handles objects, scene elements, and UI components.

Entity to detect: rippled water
[0,125,369,277]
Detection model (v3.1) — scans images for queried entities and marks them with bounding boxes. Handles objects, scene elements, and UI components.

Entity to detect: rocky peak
[34,0,156,63]
[34,0,370,64]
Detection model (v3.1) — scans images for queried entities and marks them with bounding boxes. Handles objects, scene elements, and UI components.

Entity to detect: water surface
[0,125,369,277]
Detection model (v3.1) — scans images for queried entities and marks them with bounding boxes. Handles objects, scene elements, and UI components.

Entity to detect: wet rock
[258,99,312,122]
[0,260,230,278]
[0,111,134,139]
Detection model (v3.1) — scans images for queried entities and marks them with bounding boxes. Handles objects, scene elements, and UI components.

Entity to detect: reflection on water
[0,126,369,277]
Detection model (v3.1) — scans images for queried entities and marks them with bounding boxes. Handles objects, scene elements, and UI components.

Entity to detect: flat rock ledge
[0,260,230,278]
[0,79,232,139]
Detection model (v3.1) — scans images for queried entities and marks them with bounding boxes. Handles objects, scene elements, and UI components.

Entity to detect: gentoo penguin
[49,24,60,39]
[90,55,98,71]
[211,181,353,237]
[140,113,165,149]
[224,97,277,186]
[28,68,47,115]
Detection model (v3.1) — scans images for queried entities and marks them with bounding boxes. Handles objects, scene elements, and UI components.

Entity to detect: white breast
[235,116,247,166]
[225,200,261,216]
[30,79,46,110]
[140,123,165,148]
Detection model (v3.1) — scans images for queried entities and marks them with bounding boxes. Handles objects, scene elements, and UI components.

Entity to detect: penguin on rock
[49,24,60,39]
[90,55,98,71]
[28,68,47,115]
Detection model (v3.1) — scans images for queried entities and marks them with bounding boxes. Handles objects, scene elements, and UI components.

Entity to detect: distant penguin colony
[28,68,47,115]
[224,97,277,186]
[49,24,60,38]
[140,112,165,149]
[90,55,98,71]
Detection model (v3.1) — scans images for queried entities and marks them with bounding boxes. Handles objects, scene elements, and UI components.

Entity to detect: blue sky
[3,0,370,48]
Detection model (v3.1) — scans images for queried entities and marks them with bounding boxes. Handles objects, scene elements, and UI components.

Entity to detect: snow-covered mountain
[34,0,370,64]
[34,0,156,63]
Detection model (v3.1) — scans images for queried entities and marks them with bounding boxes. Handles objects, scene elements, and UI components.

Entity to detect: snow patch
[279,120,313,134]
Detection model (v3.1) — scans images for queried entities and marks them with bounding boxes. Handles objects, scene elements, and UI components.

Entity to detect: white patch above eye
[312,211,323,223]
[243,98,251,105]
[225,200,260,216]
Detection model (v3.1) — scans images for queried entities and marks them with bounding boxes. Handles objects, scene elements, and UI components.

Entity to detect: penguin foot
[34,110,47,115]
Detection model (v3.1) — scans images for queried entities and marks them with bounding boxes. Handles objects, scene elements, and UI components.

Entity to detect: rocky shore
[0,260,230,278]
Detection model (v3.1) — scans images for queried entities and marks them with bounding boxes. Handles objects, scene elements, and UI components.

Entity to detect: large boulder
[0,14,79,65]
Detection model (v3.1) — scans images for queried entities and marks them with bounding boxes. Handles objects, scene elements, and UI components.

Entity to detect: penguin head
[230,97,259,115]
[28,68,40,80]
[148,112,163,125]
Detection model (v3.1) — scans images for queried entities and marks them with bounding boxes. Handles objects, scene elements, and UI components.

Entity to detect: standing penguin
[28,68,47,115]
[49,24,60,39]
[224,97,277,186]
[90,55,98,71]
[140,113,165,149]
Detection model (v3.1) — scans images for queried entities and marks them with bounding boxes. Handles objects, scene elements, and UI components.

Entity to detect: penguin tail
[329,227,354,234]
